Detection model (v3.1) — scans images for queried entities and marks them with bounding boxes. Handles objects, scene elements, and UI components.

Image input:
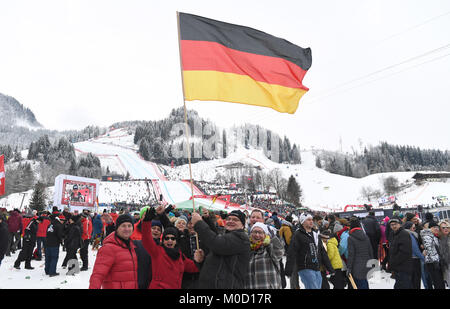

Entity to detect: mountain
[0,93,42,128]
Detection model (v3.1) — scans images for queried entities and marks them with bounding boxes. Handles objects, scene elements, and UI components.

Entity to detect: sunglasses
[164,236,176,241]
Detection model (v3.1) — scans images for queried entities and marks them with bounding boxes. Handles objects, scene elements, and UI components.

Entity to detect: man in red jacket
[80,209,93,271]
[35,212,51,260]
[89,214,138,289]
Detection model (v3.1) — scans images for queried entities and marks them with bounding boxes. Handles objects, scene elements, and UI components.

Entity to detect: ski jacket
[327,237,343,270]
[286,225,333,273]
[110,213,119,224]
[89,232,138,289]
[45,216,64,248]
[142,221,199,289]
[65,222,82,250]
[347,228,373,279]
[420,229,441,264]
[36,216,50,238]
[194,220,250,289]
[81,217,93,240]
[338,228,350,258]
[279,224,293,247]
[389,227,413,273]
[361,215,381,243]
[92,214,103,236]
[7,211,23,233]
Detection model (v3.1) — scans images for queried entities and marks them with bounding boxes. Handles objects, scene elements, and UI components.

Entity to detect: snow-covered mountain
[0,93,42,129]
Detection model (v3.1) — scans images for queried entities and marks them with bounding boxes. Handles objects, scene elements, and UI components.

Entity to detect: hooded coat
[89,232,138,289]
[347,228,373,279]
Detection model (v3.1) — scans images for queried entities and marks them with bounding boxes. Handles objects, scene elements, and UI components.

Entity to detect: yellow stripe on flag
[183,70,307,114]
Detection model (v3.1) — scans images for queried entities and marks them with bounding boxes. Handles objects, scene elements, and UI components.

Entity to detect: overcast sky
[1,0,450,152]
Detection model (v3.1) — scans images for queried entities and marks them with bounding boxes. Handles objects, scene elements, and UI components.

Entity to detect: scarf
[250,235,271,251]
[164,246,181,261]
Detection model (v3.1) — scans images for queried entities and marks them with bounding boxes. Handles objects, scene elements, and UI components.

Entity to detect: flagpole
[176,11,200,249]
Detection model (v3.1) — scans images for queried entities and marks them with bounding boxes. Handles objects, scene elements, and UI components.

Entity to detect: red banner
[0,155,5,196]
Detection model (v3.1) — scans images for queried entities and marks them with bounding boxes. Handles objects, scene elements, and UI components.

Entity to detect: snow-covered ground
[0,246,399,289]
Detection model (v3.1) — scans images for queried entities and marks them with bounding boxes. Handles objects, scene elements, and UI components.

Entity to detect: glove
[165,204,174,214]
[143,207,156,222]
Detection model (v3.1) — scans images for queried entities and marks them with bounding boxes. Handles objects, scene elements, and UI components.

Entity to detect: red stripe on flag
[181,40,308,90]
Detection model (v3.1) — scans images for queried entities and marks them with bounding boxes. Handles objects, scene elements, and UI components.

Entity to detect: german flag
[179,12,312,114]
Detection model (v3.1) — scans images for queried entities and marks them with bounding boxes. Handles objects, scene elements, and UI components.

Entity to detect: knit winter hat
[163,226,179,239]
[299,213,313,225]
[349,218,361,229]
[115,214,134,231]
[251,222,269,235]
[226,210,246,226]
[151,220,162,230]
[403,221,414,230]
[428,221,439,229]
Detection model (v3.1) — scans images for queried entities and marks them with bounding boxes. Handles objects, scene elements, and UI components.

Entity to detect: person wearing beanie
[246,221,284,289]
[61,215,82,272]
[44,213,64,276]
[175,216,188,233]
[362,212,381,259]
[140,207,203,289]
[420,220,446,289]
[190,209,250,289]
[347,217,373,289]
[285,213,334,289]
[403,221,425,289]
[89,213,139,289]
[388,218,414,289]
[13,216,42,270]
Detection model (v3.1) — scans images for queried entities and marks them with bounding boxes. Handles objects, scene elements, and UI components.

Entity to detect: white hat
[299,213,313,225]
[251,222,269,235]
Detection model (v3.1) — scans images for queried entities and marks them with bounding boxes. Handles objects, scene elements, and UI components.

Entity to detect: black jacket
[45,216,64,247]
[347,228,373,279]
[65,222,82,250]
[194,220,250,289]
[0,221,8,258]
[362,215,381,243]
[389,227,413,274]
[23,219,39,244]
[133,240,152,290]
[285,225,333,274]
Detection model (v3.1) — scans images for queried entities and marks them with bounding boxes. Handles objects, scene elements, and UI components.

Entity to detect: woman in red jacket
[89,214,138,289]
[142,207,204,289]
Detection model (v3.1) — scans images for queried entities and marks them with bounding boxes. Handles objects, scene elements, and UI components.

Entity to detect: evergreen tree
[29,181,47,212]
[286,175,301,205]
